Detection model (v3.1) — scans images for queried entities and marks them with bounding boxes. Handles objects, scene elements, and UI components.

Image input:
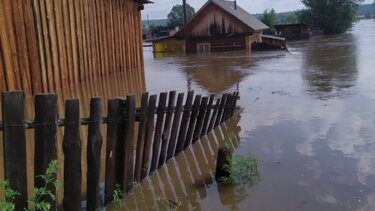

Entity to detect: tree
[299,0,364,34]
[260,9,278,34]
[284,12,299,24]
[167,4,195,28]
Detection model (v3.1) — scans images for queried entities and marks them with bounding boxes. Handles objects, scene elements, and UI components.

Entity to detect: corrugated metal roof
[209,0,269,31]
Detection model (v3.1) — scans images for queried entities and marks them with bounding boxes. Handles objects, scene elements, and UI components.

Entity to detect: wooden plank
[222,93,232,122]
[122,95,136,192]
[175,91,194,155]
[215,94,227,127]
[23,0,43,93]
[230,92,239,116]
[87,98,103,211]
[2,91,28,210]
[46,0,62,90]
[201,94,214,136]
[68,0,79,84]
[141,94,157,180]
[150,92,168,173]
[62,99,81,210]
[158,91,176,168]
[38,0,55,91]
[208,99,220,132]
[184,95,202,149]
[192,96,208,144]
[34,94,57,210]
[105,99,124,204]
[12,0,32,95]
[166,93,184,161]
[62,0,74,86]
[0,43,7,92]
[135,92,149,182]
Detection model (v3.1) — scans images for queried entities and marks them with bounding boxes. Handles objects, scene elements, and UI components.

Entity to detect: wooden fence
[0,90,239,210]
[0,0,144,96]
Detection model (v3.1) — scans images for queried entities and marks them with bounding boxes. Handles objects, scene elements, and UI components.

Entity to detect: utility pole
[183,0,188,53]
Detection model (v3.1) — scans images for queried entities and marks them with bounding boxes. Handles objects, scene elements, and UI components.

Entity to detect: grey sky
[142,0,373,20]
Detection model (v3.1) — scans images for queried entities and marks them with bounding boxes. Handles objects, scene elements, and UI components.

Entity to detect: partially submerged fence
[0,90,239,210]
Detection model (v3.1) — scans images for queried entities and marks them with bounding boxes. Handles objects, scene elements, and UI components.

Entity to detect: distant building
[274,23,310,41]
[152,0,269,53]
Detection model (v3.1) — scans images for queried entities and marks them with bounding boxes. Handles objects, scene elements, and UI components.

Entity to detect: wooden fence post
[87,98,103,211]
[208,99,220,132]
[34,94,58,210]
[135,92,149,182]
[166,93,184,161]
[141,95,157,180]
[215,94,227,127]
[184,95,202,149]
[158,91,176,168]
[105,99,124,204]
[123,95,136,192]
[2,91,28,210]
[63,99,81,210]
[150,92,167,173]
[175,91,194,155]
[201,94,214,136]
[192,96,208,143]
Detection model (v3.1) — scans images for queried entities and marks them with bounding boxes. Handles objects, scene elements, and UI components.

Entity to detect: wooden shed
[274,23,310,40]
[152,0,269,54]
[0,0,150,96]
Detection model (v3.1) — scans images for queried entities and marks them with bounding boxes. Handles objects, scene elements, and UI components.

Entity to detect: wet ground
[121,19,375,210]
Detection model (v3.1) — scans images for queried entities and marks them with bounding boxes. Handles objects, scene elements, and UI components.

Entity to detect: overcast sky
[142,0,373,20]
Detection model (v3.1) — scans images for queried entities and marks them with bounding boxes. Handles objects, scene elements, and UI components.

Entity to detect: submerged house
[152,0,269,53]
[274,23,310,40]
[0,0,151,96]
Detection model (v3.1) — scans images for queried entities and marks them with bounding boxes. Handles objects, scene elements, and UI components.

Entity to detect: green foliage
[223,132,236,151]
[167,4,195,28]
[0,180,20,211]
[281,12,299,24]
[26,160,58,211]
[260,8,278,34]
[299,0,364,34]
[219,154,260,185]
[112,184,127,210]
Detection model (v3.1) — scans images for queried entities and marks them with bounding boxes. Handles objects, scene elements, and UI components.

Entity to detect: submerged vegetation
[219,154,260,185]
[0,181,19,211]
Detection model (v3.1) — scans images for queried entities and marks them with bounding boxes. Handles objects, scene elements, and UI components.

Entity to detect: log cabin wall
[0,0,144,96]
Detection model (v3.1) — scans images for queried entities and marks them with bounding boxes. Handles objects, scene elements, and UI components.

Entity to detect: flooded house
[152,0,270,53]
[0,0,150,96]
[274,23,310,40]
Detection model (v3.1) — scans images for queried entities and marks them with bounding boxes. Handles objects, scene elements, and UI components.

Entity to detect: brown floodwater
[119,20,375,210]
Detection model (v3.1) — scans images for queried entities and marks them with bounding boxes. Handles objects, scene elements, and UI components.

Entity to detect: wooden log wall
[0,90,239,210]
[0,0,144,96]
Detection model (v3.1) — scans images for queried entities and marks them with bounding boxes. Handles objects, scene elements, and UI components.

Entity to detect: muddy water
[121,20,375,210]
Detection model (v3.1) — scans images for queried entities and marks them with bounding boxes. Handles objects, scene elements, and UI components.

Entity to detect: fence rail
[0,90,239,210]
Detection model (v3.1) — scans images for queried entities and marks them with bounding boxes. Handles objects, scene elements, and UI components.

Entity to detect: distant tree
[167,4,195,28]
[373,0,375,18]
[365,11,372,19]
[260,9,278,34]
[299,0,364,34]
[281,12,299,24]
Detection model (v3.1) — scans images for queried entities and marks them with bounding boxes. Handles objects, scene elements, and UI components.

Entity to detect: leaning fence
[0,90,239,210]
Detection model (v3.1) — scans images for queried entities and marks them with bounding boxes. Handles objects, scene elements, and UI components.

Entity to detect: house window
[197,43,211,53]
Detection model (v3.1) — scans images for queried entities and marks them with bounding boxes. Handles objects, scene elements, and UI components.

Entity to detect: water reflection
[119,112,242,210]
[302,34,358,100]
[154,52,253,94]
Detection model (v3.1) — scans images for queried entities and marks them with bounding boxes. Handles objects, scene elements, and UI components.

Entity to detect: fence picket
[192,96,208,143]
[62,99,81,210]
[123,95,136,191]
[135,92,149,182]
[87,98,103,211]
[158,91,176,167]
[166,93,184,161]
[150,92,167,173]
[184,95,202,149]
[34,94,58,210]
[2,91,28,210]
[175,91,194,155]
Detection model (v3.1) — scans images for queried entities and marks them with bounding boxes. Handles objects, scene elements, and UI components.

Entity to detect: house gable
[187,3,254,37]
